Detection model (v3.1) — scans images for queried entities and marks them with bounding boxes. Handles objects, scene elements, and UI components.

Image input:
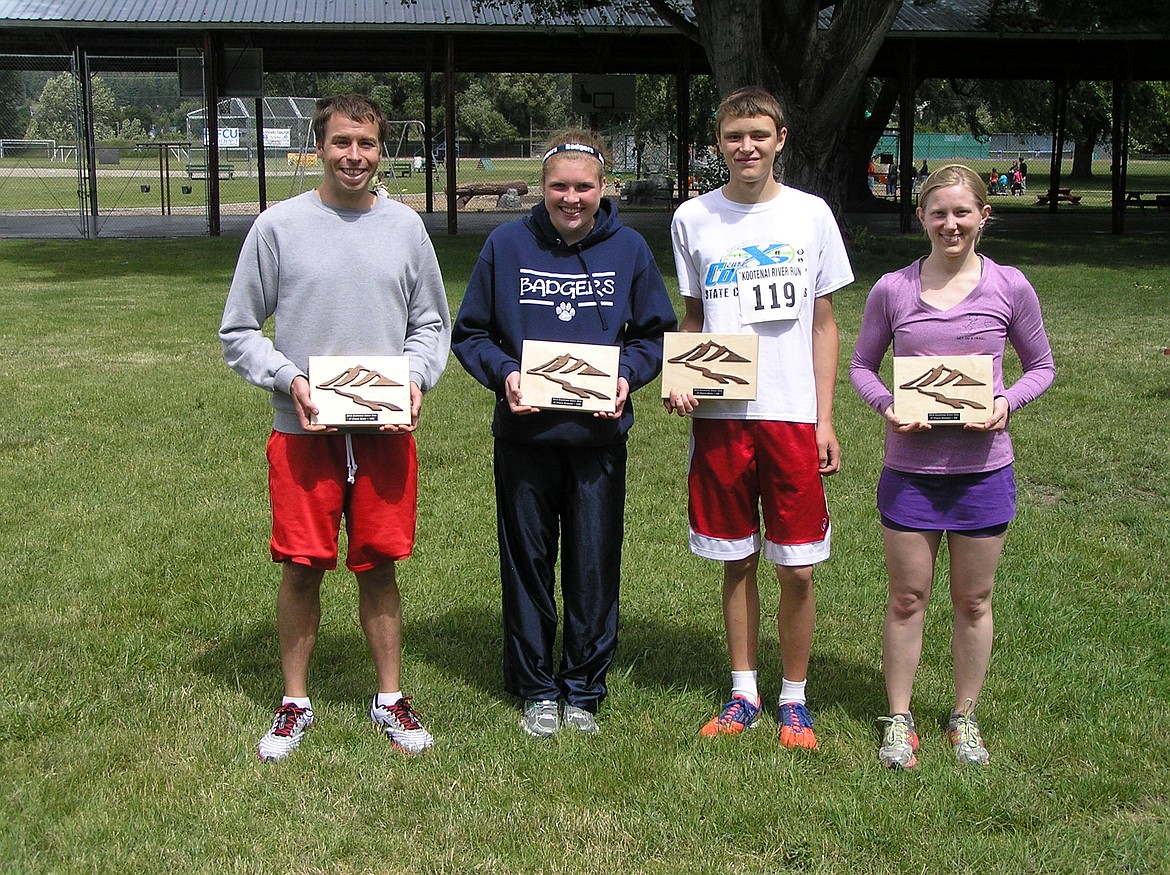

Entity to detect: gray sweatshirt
[219,191,451,434]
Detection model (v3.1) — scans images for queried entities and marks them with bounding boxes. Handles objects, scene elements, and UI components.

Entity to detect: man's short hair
[312,93,388,148]
[714,87,786,140]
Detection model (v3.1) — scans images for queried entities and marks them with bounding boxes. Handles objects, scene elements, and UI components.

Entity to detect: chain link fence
[2,55,1167,238]
[0,54,88,236]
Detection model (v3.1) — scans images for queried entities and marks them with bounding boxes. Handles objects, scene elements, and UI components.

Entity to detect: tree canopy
[25,72,149,144]
[491,0,906,212]
[986,0,1170,31]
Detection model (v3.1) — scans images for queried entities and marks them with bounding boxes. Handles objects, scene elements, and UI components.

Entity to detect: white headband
[542,143,604,164]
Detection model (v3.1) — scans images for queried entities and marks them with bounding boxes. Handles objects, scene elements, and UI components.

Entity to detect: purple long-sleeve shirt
[850,256,1054,475]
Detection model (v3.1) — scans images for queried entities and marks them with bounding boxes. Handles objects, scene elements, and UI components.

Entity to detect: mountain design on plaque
[898,364,988,411]
[315,365,405,412]
[525,354,612,400]
[668,340,752,386]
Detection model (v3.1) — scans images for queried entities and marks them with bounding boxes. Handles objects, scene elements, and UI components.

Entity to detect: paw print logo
[556,302,575,322]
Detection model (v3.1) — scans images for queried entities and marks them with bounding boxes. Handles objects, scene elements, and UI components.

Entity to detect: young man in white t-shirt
[666,86,854,749]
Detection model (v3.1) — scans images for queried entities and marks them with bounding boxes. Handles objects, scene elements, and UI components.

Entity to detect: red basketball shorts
[267,430,418,572]
[687,418,830,565]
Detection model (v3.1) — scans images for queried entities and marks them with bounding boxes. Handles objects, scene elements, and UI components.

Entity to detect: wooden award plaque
[660,333,759,401]
[308,355,412,427]
[518,340,620,413]
[892,355,994,425]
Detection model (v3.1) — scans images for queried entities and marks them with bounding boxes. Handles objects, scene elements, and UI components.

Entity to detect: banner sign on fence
[263,128,291,148]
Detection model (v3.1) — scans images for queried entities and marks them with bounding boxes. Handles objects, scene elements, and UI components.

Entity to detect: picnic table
[186,163,235,180]
[1123,191,1170,212]
[1035,188,1080,206]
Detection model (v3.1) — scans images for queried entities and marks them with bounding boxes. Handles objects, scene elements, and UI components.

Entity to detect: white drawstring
[345,433,357,484]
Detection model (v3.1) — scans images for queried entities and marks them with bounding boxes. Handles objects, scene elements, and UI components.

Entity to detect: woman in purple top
[850,164,1054,769]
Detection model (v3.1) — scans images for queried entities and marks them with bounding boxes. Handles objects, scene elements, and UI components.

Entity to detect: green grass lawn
[1,229,1168,873]
[0,156,547,213]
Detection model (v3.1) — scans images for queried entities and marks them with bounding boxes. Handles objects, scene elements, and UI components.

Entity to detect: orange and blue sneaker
[699,693,761,737]
[877,713,919,769]
[777,701,819,750]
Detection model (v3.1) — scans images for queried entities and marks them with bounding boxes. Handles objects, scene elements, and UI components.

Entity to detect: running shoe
[562,704,600,735]
[947,704,990,765]
[521,699,561,738]
[777,701,819,750]
[699,693,761,737]
[257,702,314,762]
[877,713,920,769]
[370,696,434,753]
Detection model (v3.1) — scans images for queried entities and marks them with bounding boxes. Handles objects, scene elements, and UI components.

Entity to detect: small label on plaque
[661,333,759,401]
[308,355,412,427]
[892,355,994,425]
[519,340,620,413]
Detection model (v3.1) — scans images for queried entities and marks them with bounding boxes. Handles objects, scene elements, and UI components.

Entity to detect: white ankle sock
[779,678,807,705]
[731,670,759,702]
[282,695,311,709]
[375,692,403,707]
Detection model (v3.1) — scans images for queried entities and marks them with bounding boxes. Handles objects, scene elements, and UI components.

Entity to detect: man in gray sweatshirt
[219,94,450,762]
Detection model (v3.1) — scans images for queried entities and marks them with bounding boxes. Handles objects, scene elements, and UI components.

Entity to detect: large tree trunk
[1070,125,1103,178]
[844,78,901,207]
[690,0,904,215]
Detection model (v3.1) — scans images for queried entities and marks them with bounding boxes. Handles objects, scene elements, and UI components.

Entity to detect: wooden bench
[1124,191,1170,212]
[454,180,528,208]
[1035,188,1080,206]
[186,163,235,180]
[386,159,412,178]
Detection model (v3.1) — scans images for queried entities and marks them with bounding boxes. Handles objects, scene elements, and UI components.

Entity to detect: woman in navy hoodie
[453,130,676,738]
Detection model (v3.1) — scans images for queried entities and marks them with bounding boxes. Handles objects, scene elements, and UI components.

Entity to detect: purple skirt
[877,465,1015,533]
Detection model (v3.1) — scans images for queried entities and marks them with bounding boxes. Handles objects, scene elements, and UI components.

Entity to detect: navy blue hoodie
[453,198,677,446]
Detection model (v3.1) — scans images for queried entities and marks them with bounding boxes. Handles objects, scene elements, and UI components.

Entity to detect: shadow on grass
[192,619,435,709]
[195,602,885,722]
[0,237,245,283]
[618,610,886,721]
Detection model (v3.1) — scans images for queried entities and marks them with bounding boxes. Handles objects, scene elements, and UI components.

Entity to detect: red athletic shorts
[687,419,830,565]
[267,430,417,572]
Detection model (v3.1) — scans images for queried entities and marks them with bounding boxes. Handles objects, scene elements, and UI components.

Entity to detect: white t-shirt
[671,185,854,422]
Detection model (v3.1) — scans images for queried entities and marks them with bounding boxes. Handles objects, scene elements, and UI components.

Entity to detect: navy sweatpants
[493,439,626,713]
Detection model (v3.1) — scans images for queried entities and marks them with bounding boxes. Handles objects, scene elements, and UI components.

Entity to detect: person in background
[850,164,1054,769]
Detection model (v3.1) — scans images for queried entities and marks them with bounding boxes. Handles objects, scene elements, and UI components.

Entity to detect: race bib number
[736,264,808,325]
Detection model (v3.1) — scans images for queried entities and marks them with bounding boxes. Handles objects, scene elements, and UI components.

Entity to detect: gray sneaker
[562,704,600,735]
[521,699,560,737]
[877,713,919,769]
[947,702,990,765]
